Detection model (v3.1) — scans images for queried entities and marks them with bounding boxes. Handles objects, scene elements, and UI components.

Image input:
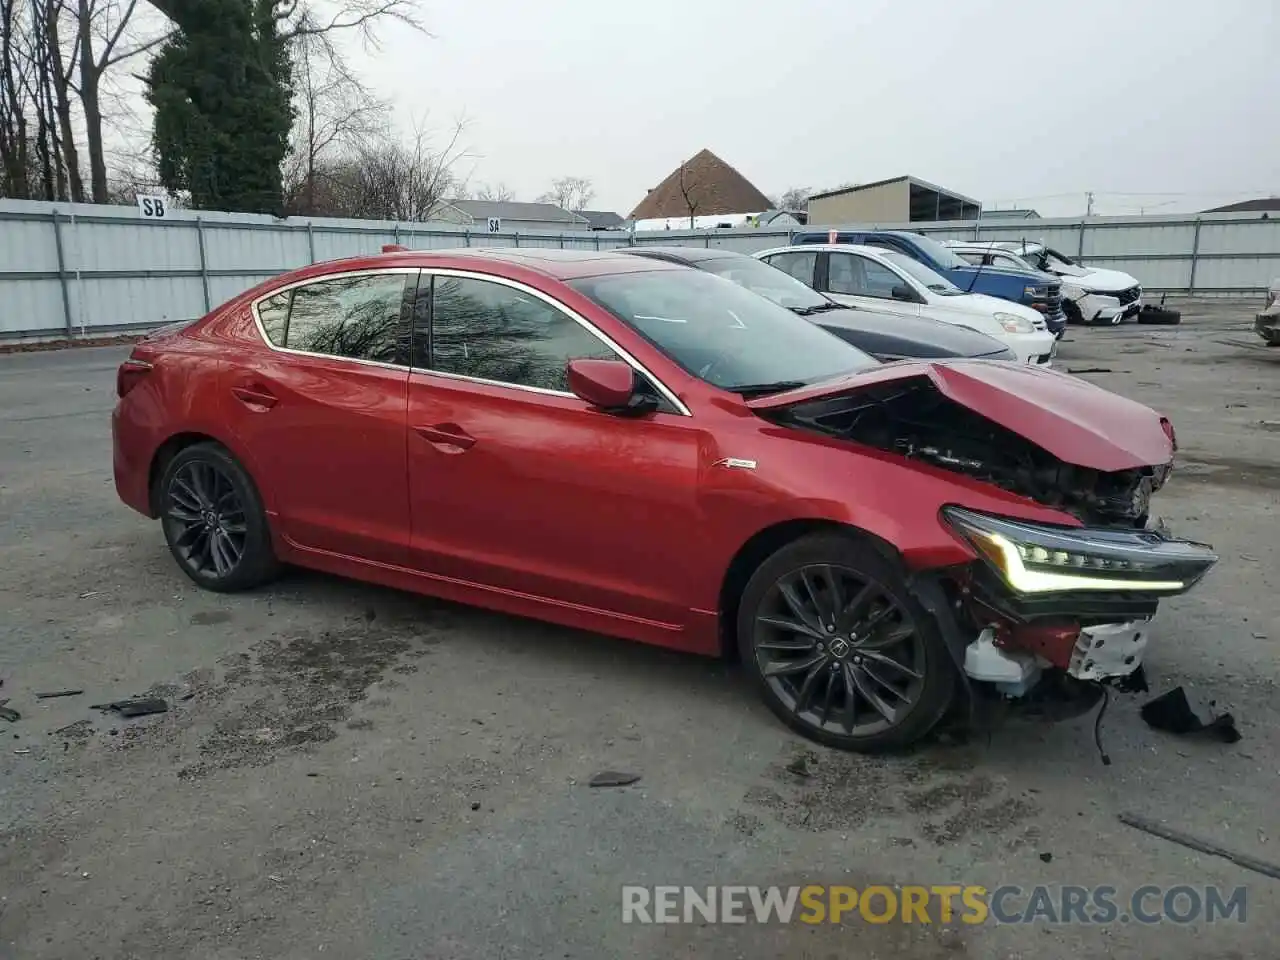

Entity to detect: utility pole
[1085,191,1095,217]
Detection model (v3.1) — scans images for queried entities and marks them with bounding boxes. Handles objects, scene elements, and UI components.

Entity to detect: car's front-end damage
[751,360,1218,725]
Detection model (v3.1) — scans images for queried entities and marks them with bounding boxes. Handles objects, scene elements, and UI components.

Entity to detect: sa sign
[137,195,168,219]
[486,217,502,233]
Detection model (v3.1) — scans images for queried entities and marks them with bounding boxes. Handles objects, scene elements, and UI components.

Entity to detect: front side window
[430,275,618,392]
[570,268,876,394]
[828,253,900,298]
[262,272,409,364]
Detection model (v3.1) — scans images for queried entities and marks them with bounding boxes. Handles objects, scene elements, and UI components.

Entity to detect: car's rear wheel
[737,533,954,752]
[159,443,278,592]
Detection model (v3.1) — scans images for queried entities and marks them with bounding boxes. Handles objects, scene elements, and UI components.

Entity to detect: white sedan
[756,244,1057,366]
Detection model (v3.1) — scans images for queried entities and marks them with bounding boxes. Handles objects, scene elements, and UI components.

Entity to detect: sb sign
[486,217,502,233]
[136,195,168,219]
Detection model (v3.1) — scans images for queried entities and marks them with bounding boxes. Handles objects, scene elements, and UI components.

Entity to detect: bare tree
[69,0,171,201]
[537,175,593,211]
[677,162,699,227]
[778,186,810,211]
[1,0,38,197]
[304,118,470,221]
[472,181,514,202]
[282,22,388,216]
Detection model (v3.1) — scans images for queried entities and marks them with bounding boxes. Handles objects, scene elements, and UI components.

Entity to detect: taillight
[116,359,153,398]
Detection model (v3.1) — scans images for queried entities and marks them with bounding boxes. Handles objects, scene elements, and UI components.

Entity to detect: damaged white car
[947,241,1144,327]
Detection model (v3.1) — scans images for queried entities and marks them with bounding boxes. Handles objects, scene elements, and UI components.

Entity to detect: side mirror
[891,284,916,302]
[566,358,657,415]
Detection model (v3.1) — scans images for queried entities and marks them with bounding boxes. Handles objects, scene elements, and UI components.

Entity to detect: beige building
[806,175,981,226]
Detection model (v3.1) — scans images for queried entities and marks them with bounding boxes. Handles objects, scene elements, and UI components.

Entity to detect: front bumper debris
[1067,620,1150,680]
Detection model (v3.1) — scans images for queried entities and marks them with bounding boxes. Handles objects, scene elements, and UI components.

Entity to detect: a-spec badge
[714,458,757,470]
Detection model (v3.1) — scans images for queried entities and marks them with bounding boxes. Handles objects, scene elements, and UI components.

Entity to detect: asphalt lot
[1,300,1277,960]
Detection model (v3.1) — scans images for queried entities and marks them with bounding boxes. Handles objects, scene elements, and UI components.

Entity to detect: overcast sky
[350,0,1278,217]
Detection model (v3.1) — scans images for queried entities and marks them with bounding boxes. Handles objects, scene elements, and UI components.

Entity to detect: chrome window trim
[248,267,420,374]
[419,268,692,417]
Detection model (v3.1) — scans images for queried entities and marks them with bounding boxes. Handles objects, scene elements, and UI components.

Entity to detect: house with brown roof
[628,149,775,226]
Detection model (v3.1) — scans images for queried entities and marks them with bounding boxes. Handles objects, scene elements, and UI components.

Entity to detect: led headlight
[993,311,1034,334]
[1023,285,1047,299]
[943,507,1218,596]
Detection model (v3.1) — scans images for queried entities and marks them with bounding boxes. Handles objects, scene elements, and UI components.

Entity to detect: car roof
[337,247,685,281]
[621,246,748,264]
[757,243,897,259]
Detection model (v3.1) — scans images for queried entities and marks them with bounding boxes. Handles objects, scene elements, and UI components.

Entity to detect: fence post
[394,222,401,244]
[594,233,600,250]
[559,233,565,249]
[306,221,316,263]
[51,209,74,339]
[195,217,212,312]
[512,232,520,248]
[787,228,795,245]
[1188,218,1202,294]
[704,232,710,248]
[464,230,471,247]
[1076,219,1087,259]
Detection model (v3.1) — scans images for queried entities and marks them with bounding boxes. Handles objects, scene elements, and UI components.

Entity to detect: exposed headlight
[943,507,1217,596]
[993,311,1034,334]
[1023,285,1047,299]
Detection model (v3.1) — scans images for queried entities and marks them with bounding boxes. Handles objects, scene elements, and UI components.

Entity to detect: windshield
[697,256,830,310]
[878,250,962,294]
[569,269,877,393]
[907,234,968,270]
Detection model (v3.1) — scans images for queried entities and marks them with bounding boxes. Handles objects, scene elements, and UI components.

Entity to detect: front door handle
[414,422,476,452]
[232,385,278,410]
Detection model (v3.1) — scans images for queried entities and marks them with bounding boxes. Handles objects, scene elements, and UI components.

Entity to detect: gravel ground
[1,300,1277,959]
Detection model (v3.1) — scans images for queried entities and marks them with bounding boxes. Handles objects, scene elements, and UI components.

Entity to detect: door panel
[406,374,701,626]
[404,271,702,626]
[223,270,414,565]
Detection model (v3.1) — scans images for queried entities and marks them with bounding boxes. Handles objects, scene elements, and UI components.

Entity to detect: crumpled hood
[747,360,1174,473]
[1075,267,1140,294]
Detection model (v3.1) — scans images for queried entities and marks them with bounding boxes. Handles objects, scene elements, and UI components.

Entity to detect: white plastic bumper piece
[1067,620,1151,681]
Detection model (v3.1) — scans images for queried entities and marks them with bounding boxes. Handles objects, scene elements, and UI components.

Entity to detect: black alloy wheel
[738,534,954,752]
[159,442,278,591]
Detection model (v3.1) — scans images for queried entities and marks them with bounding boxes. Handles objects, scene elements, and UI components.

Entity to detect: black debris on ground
[1140,687,1241,743]
[588,770,641,788]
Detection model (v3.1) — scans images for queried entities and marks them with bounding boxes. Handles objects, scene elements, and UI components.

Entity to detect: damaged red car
[112,248,1218,751]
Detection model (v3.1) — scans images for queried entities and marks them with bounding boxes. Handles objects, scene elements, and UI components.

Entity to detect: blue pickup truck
[794,230,1066,337]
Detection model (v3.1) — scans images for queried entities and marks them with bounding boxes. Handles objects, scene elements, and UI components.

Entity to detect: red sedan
[112,248,1216,751]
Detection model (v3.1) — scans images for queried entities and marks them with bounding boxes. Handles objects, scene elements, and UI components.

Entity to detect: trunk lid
[746,359,1173,472]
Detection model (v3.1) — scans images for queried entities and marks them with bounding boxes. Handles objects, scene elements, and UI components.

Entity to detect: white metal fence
[2,198,1277,341]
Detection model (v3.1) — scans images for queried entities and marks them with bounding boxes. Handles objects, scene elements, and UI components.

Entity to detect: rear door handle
[414,422,476,452]
[232,385,278,410]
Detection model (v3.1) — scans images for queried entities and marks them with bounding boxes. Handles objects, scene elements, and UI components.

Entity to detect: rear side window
[429,275,617,392]
[256,273,409,365]
[257,292,290,345]
[762,251,817,287]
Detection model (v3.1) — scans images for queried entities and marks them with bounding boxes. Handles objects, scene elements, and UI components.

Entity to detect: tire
[1137,306,1181,326]
[736,532,955,753]
[158,442,279,592]
[1062,299,1084,327]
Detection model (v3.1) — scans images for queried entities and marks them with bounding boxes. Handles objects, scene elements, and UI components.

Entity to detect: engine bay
[766,377,1169,527]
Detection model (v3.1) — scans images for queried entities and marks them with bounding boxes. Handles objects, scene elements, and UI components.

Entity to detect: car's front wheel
[159,442,279,592]
[737,533,955,752]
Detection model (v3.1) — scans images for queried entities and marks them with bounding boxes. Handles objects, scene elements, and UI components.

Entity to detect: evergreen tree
[146,0,294,213]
